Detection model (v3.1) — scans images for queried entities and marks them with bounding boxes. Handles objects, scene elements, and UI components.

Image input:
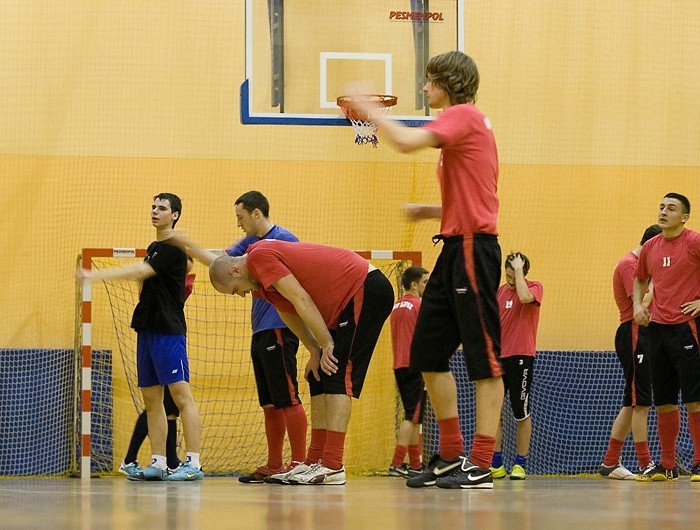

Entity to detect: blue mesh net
[422,350,693,475]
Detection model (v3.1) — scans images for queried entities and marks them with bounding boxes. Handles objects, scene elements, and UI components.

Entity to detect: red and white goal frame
[77,247,421,479]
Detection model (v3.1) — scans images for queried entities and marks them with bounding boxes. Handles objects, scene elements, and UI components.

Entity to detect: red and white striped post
[79,248,145,479]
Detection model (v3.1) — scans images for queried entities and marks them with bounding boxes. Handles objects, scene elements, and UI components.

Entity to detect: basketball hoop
[337,95,397,147]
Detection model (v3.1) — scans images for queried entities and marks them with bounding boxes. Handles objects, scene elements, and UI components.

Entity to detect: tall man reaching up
[181,237,394,485]
[346,50,503,489]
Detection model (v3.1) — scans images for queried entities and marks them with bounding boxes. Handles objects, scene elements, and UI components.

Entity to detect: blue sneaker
[118,461,142,478]
[168,462,204,481]
[127,464,168,481]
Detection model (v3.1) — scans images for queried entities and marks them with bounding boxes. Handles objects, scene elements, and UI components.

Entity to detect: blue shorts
[136,329,189,387]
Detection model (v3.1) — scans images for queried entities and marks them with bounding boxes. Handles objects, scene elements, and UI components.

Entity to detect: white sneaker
[118,461,142,477]
[288,463,346,485]
[599,462,635,480]
[263,462,310,484]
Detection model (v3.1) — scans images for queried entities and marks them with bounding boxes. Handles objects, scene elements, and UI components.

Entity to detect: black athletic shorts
[163,385,179,417]
[501,356,533,421]
[614,320,652,407]
[647,318,700,406]
[394,367,426,423]
[307,269,394,399]
[410,234,503,380]
[251,327,301,408]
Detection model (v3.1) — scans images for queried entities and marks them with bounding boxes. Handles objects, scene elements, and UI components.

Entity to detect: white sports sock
[151,455,167,470]
[186,452,200,469]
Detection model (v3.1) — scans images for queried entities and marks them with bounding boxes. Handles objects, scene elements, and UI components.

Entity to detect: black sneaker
[435,456,493,489]
[405,454,461,488]
[691,463,700,483]
[388,463,409,477]
[407,464,424,477]
[635,463,678,482]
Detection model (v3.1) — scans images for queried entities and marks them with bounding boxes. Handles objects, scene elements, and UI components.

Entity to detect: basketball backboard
[241,0,465,127]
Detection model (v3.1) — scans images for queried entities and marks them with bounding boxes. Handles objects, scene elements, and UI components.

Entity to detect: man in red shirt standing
[490,253,542,481]
[347,50,503,489]
[388,266,430,477]
[633,193,700,481]
[599,224,661,480]
[182,238,394,485]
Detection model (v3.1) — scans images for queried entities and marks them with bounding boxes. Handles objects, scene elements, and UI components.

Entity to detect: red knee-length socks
[688,411,700,466]
[392,445,408,467]
[281,404,308,463]
[263,407,286,469]
[634,441,652,469]
[437,417,463,461]
[322,430,346,470]
[469,434,496,470]
[603,437,625,467]
[408,441,422,469]
[305,428,327,465]
[658,409,680,470]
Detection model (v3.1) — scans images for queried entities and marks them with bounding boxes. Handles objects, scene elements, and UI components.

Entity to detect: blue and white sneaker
[118,461,142,478]
[127,464,168,481]
[167,462,204,481]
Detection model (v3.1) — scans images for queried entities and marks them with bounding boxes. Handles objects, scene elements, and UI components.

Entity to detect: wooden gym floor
[1,475,699,529]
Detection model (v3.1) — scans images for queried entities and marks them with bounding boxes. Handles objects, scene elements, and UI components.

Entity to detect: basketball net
[337,95,397,147]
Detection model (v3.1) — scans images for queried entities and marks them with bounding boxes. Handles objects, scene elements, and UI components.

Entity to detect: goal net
[77,248,420,476]
[423,350,695,475]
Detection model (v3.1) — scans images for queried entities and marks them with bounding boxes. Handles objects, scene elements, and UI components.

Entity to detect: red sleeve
[424,105,471,148]
[690,231,700,261]
[529,281,544,306]
[619,261,635,298]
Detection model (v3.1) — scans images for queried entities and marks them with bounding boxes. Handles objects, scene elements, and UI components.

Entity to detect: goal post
[75,247,421,479]
[77,248,147,479]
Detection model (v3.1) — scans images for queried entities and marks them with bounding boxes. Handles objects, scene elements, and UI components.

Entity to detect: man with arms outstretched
[77,193,203,481]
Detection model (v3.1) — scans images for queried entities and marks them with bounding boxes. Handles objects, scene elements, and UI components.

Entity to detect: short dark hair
[640,224,662,245]
[401,266,429,291]
[505,252,530,276]
[153,193,182,228]
[425,51,480,105]
[664,192,691,214]
[235,190,270,217]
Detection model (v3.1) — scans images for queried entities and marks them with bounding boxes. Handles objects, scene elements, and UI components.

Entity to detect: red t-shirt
[247,240,369,329]
[390,293,421,369]
[423,103,499,237]
[613,252,637,323]
[636,229,700,324]
[497,280,543,358]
